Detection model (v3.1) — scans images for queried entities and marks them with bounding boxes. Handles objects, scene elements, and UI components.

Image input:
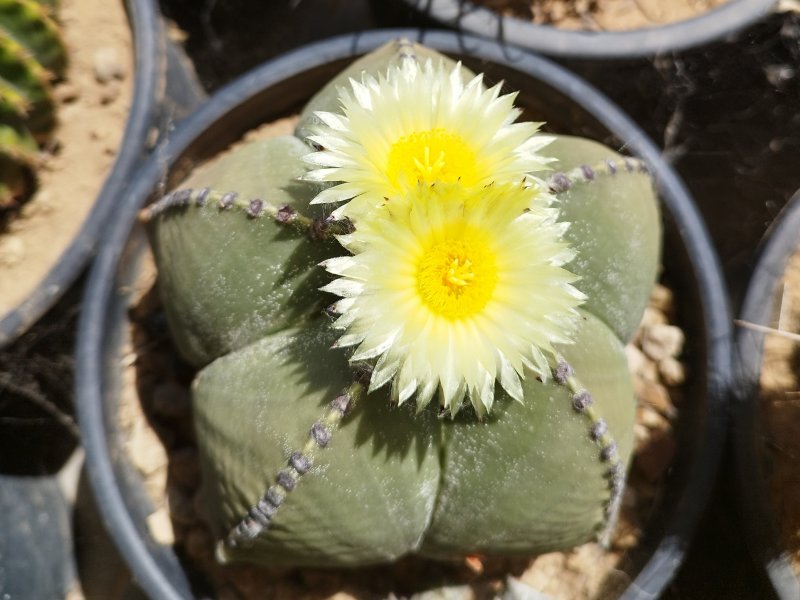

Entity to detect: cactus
[145,40,661,568]
[0,0,66,210]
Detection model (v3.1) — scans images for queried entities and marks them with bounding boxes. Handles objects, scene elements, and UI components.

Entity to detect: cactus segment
[193,319,442,567]
[142,186,354,240]
[0,0,67,77]
[419,310,634,558]
[146,136,339,368]
[295,39,474,142]
[224,379,365,548]
[541,135,661,344]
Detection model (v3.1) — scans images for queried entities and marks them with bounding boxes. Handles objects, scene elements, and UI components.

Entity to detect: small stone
[639,405,670,431]
[640,324,685,361]
[93,47,126,83]
[128,420,167,478]
[634,378,676,418]
[147,506,174,545]
[648,283,673,313]
[640,306,668,328]
[625,344,658,382]
[658,357,686,386]
[0,236,25,267]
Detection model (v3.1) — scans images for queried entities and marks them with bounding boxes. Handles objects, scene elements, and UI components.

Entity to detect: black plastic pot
[75,29,732,600]
[733,190,800,600]
[0,0,166,349]
[0,475,75,597]
[380,0,777,59]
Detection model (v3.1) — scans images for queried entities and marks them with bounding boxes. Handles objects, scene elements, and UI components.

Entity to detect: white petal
[499,353,524,403]
[351,329,400,361]
[319,278,363,298]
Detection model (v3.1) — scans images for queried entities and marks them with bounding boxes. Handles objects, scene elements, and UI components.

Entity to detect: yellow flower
[305,59,553,221]
[321,182,584,417]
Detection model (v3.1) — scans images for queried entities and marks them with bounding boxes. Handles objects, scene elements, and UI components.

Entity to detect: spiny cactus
[144,40,661,568]
[0,0,66,211]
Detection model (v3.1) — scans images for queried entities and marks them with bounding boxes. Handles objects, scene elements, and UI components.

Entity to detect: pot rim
[733,190,800,599]
[75,28,732,600]
[391,0,777,59]
[0,0,164,349]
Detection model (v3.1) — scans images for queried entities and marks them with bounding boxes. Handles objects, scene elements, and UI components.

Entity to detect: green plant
[144,40,660,567]
[0,0,66,211]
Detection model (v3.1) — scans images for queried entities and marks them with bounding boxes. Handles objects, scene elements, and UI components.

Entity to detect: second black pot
[377,0,778,59]
[734,189,800,600]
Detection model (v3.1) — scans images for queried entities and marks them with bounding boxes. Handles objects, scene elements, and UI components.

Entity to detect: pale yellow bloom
[305,59,553,222]
[321,182,584,416]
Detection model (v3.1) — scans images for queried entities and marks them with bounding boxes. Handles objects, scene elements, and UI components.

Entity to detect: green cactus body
[146,41,661,567]
[0,0,65,208]
[0,0,66,77]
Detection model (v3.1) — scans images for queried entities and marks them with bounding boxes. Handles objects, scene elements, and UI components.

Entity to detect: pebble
[625,344,658,382]
[147,506,175,545]
[634,378,676,418]
[638,405,670,431]
[640,306,668,328]
[0,236,25,267]
[640,324,684,362]
[658,356,686,386]
[93,46,126,83]
[128,420,167,477]
[648,283,674,314]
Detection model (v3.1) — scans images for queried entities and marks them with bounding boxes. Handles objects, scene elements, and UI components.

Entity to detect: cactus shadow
[273,317,436,470]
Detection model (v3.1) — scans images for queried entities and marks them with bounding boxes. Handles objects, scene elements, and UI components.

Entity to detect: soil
[120,228,684,600]
[759,245,800,574]
[0,0,132,315]
[472,0,729,31]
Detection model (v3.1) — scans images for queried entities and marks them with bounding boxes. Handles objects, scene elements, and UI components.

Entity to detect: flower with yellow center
[305,59,554,221]
[320,182,585,416]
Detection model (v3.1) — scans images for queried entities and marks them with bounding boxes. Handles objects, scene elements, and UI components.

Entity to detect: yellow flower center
[416,226,497,320]
[386,128,477,188]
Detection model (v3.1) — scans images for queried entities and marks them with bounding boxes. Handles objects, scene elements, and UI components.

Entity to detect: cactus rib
[546,157,649,195]
[224,379,366,549]
[141,187,356,240]
[552,355,626,544]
